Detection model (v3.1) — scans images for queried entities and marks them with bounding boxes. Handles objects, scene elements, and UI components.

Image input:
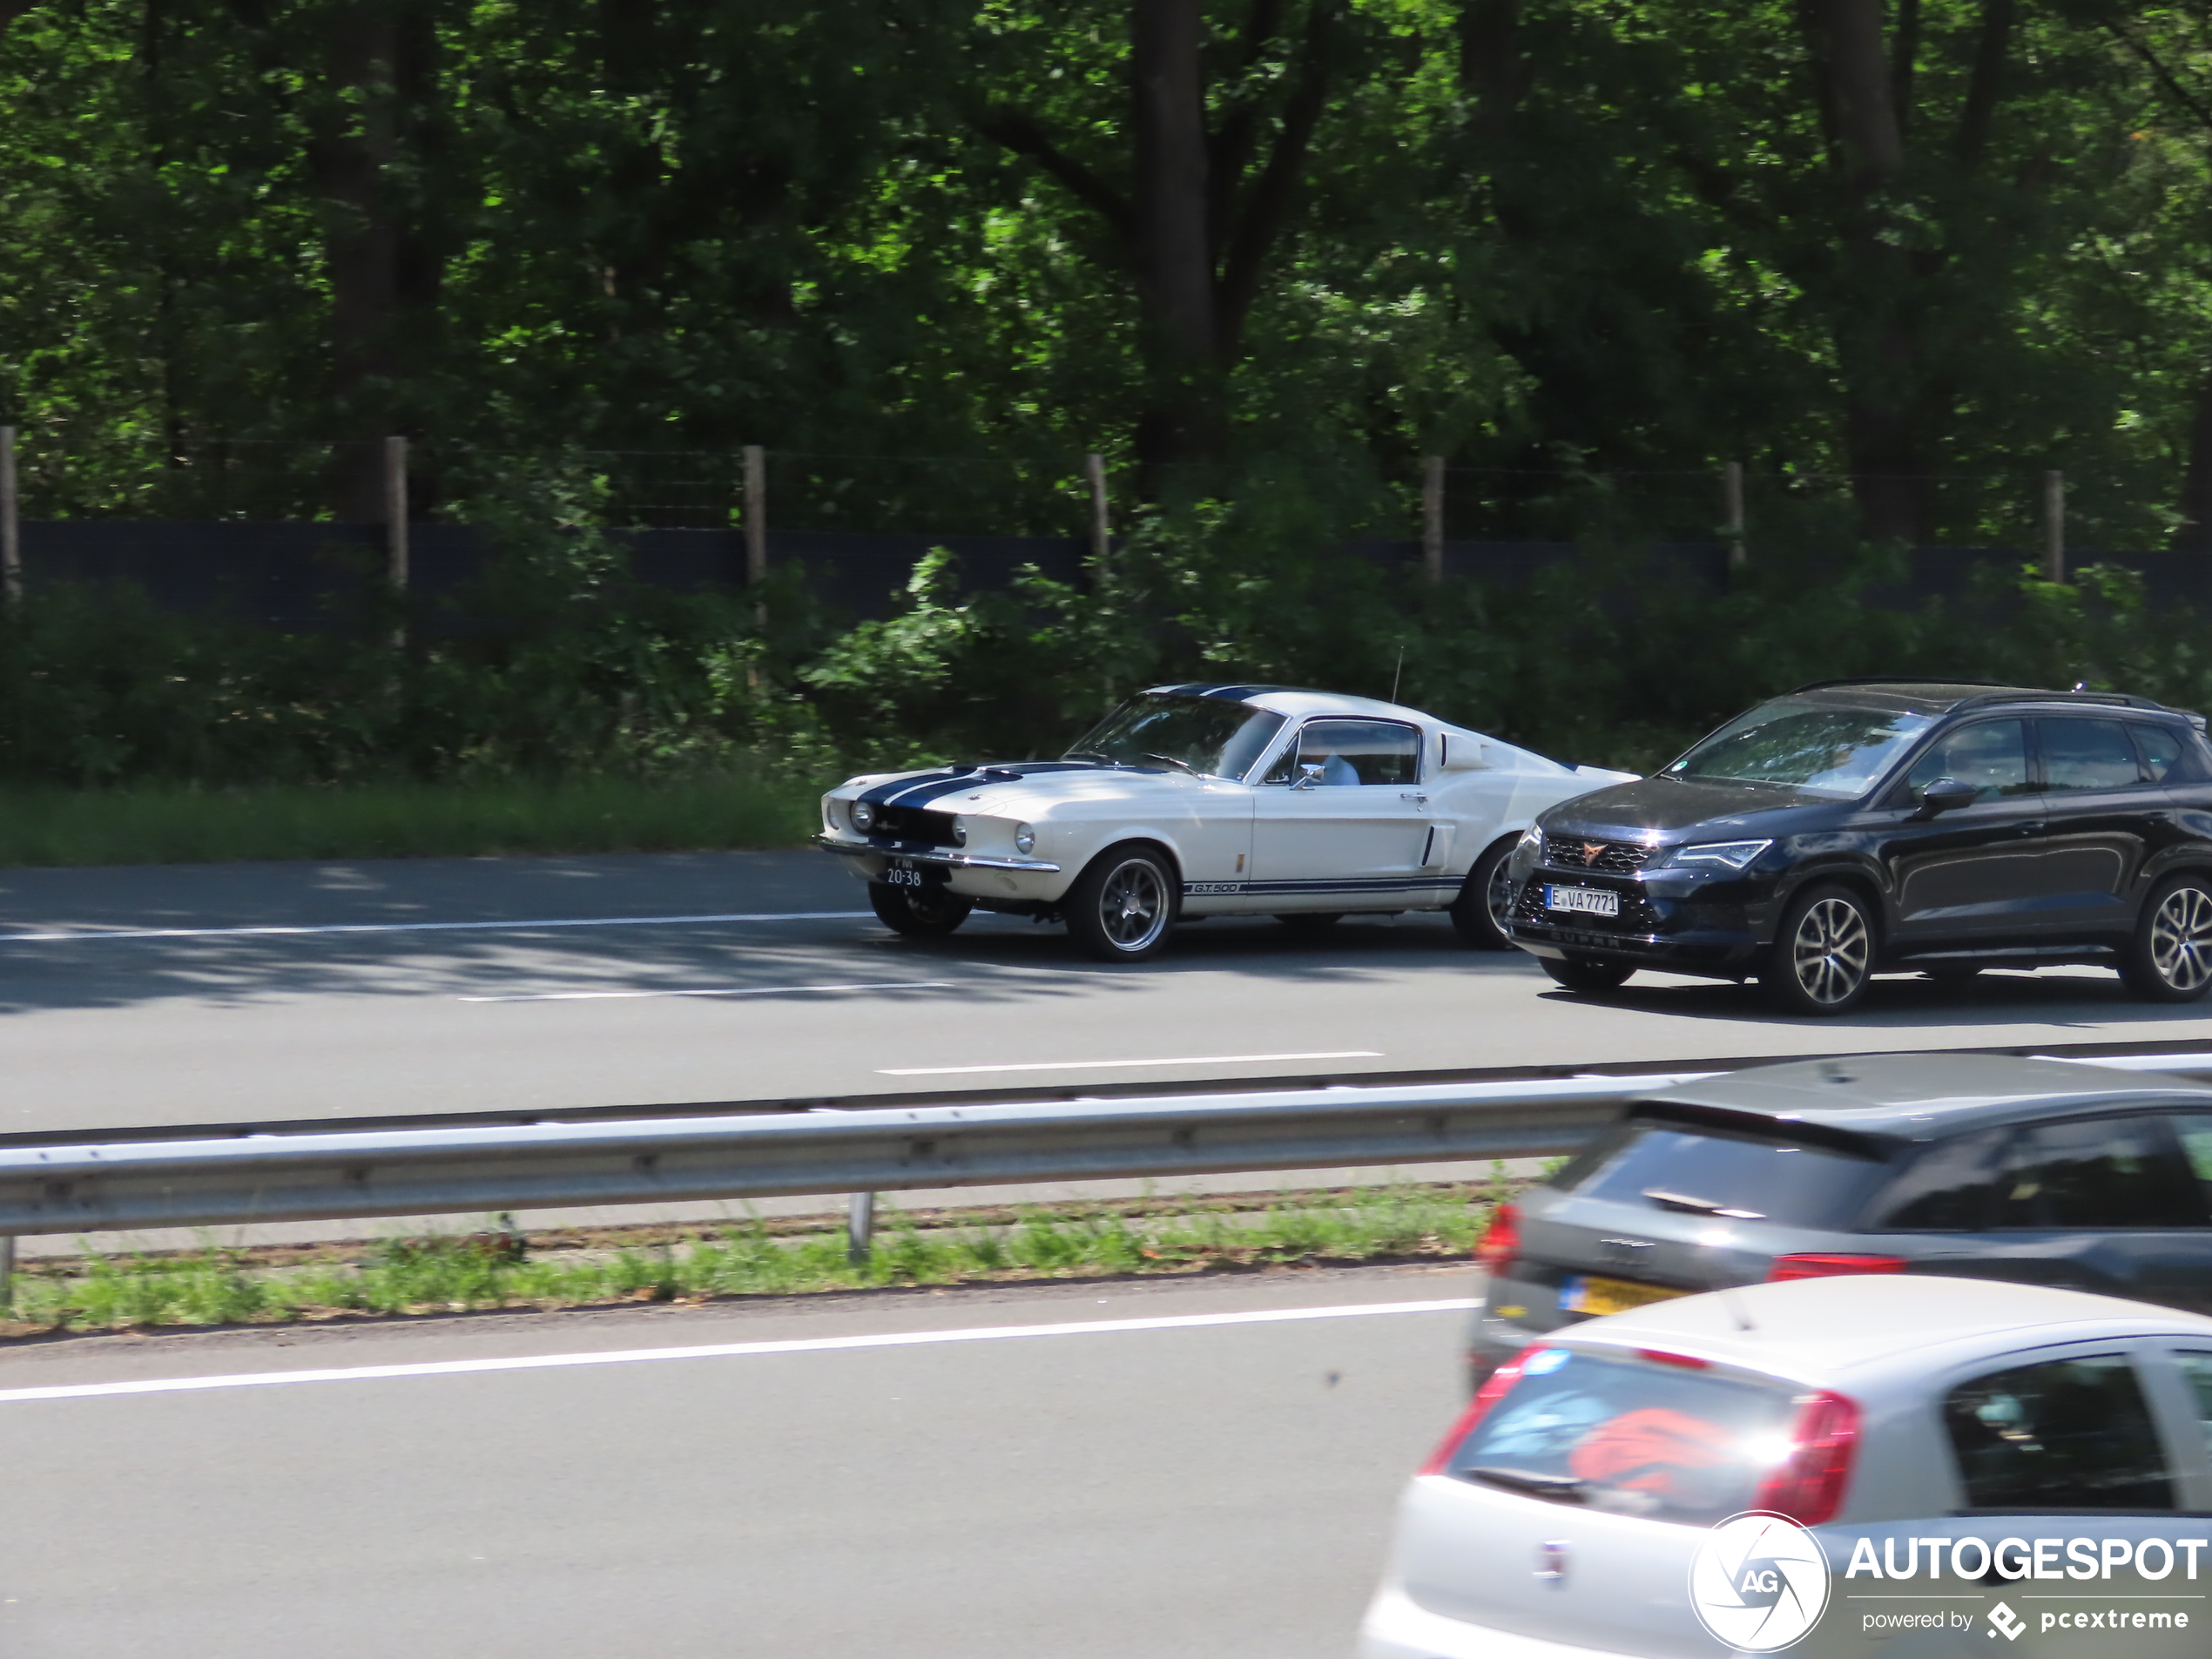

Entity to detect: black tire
[1763,882,1876,1015]
[2121,872,2212,1002]
[1274,912,1344,934]
[1065,843,1179,962]
[1450,837,1521,950]
[867,880,974,938]
[1539,955,1635,993]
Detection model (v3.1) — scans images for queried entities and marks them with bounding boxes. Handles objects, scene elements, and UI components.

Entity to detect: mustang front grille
[1542,835,1655,875]
[867,806,961,846]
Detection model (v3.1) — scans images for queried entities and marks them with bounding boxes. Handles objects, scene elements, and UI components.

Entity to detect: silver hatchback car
[1362,1276,2212,1658]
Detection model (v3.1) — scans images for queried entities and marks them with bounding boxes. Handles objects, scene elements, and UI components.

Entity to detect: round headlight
[851,800,876,833]
[1015,822,1035,854]
[950,816,968,846]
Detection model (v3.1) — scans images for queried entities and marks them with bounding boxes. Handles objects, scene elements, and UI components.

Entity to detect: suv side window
[2133,723,2188,783]
[1292,719,1420,786]
[2038,717,2146,792]
[1990,1116,2205,1230]
[1871,1129,2008,1231]
[1901,719,2030,803]
[1944,1354,2175,1511]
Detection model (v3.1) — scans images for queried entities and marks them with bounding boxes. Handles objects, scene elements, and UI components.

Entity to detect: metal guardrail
[3,1049,2210,1288]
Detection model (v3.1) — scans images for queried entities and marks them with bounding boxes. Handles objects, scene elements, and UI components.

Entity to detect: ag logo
[1688,1511,1831,1652]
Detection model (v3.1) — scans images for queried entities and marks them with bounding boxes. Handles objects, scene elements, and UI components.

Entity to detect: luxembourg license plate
[1560,1274,1687,1317]
[1545,885,1619,917]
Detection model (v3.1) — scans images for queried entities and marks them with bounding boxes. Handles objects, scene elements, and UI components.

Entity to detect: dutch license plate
[883,862,928,888]
[1545,885,1619,918]
[1559,1274,1687,1318]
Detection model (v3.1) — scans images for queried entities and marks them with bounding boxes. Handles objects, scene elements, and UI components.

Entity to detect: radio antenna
[1705,1242,1756,1332]
[1391,645,1406,705]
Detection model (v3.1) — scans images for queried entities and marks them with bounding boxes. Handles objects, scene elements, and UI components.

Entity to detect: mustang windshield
[1067,695,1285,780]
[1662,698,1935,799]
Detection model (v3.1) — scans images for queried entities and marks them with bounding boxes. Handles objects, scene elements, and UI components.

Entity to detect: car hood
[1538,775,1850,840]
[830,759,1220,818]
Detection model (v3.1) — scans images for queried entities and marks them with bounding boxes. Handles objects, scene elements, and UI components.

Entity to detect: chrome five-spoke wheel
[1066,844,1179,961]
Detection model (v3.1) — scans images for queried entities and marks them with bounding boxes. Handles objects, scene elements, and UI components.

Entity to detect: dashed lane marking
[0,911,875,944]
[459,979,954,1003]
[879,1049,1383,1076]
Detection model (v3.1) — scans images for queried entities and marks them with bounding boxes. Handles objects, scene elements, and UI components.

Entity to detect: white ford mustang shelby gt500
[815,685,1637,961]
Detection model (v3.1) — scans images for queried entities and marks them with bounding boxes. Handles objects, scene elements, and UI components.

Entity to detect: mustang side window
[1988,1116,2204,1230]
[1944,1355,2175,1511]
[1292,719,1420,786]
[1901,719,2029,803]
[2038,718,2144,792]
[2172,1115,2212,1211]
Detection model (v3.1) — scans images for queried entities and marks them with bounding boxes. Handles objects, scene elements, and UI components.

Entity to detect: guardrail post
[0,425,19,606]
[846,1191,875,1265]
[1723,461,1746,571]
[2043,469,2066,583]
[0,1233,15,1310]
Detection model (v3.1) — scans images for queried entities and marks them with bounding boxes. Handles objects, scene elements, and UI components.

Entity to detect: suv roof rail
[1789,678,2175,714]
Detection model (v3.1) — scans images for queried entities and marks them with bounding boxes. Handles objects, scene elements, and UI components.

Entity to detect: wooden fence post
[2043,469,2066,583]
[1085,452,1110,568]
[0,426,18,606]
[1421,456,1445,585]
[1723,461,1746,571]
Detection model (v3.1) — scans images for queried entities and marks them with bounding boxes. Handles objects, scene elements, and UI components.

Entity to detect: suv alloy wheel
[2121,871,2212,1001]
[1765,883,1875,1015]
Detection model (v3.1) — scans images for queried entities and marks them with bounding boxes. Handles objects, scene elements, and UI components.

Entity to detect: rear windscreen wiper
[1642,1188,1766,1220]
[1464,1467,1587,1502]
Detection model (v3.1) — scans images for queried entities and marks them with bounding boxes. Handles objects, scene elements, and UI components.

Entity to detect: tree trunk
[2173,375,2212,553]
[1131,0,1224,483]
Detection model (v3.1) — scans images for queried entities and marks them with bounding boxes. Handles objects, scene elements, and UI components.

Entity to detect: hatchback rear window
[1560,1120,1887,1228]
[1439,1349,1803,1526]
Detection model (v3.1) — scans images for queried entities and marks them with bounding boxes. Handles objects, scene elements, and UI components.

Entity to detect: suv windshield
[1440,1348,1801,1525]
[1662,698,1936,798]
[1066,694,1285,779]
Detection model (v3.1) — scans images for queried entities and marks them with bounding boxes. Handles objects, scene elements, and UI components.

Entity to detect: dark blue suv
[1505,679,2212,1015]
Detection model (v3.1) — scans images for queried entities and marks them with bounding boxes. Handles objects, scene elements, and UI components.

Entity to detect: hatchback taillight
[1752,1389,1861,1525]
[1476,1200,1521,1271]
[1765,1253,1908,1282]
[1418,1341,1548,1475]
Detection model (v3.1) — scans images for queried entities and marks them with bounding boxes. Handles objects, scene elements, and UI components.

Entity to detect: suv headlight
[1672,839,1770,871]
[1015,822,1035,854]
[1515,823,1545,857]
[851,800,876,833]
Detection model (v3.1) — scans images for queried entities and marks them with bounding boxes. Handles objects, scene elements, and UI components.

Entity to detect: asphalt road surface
[0,858,2202,1141]
[1,849,2209,1138]
[0,1266,1475,1659]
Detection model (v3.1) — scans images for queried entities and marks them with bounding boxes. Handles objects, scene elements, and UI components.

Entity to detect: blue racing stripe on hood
[858,760,1103,807]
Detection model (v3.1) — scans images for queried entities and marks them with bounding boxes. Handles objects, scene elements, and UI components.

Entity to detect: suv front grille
[1544,835,1655,874]
[1513,879,1661,933]
[867,806,961,846]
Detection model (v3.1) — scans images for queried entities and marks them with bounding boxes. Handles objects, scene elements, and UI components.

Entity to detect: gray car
[1469,1053,2212,1388]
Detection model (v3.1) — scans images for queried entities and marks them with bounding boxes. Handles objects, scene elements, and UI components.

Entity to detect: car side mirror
[1918,777,1979,816]
[1293,762,1325,790]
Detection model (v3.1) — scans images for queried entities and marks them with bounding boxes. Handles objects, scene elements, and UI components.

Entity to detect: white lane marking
[0,1298,1476,1405]
[878,1049,1383,1076]
[0,911,874,944]
[459,979,954,1004]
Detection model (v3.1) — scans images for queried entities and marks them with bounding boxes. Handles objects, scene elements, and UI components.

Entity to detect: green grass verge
[0,1185,1494,1335]
[0,769,825,867]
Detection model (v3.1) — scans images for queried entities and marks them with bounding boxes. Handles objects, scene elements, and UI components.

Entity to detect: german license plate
[1545,885,1619,917]
[1559,1274,1686,1317]
[883,862,929,888]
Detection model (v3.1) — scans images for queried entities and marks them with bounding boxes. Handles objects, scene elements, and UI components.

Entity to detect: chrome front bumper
[812,833,1062,875]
